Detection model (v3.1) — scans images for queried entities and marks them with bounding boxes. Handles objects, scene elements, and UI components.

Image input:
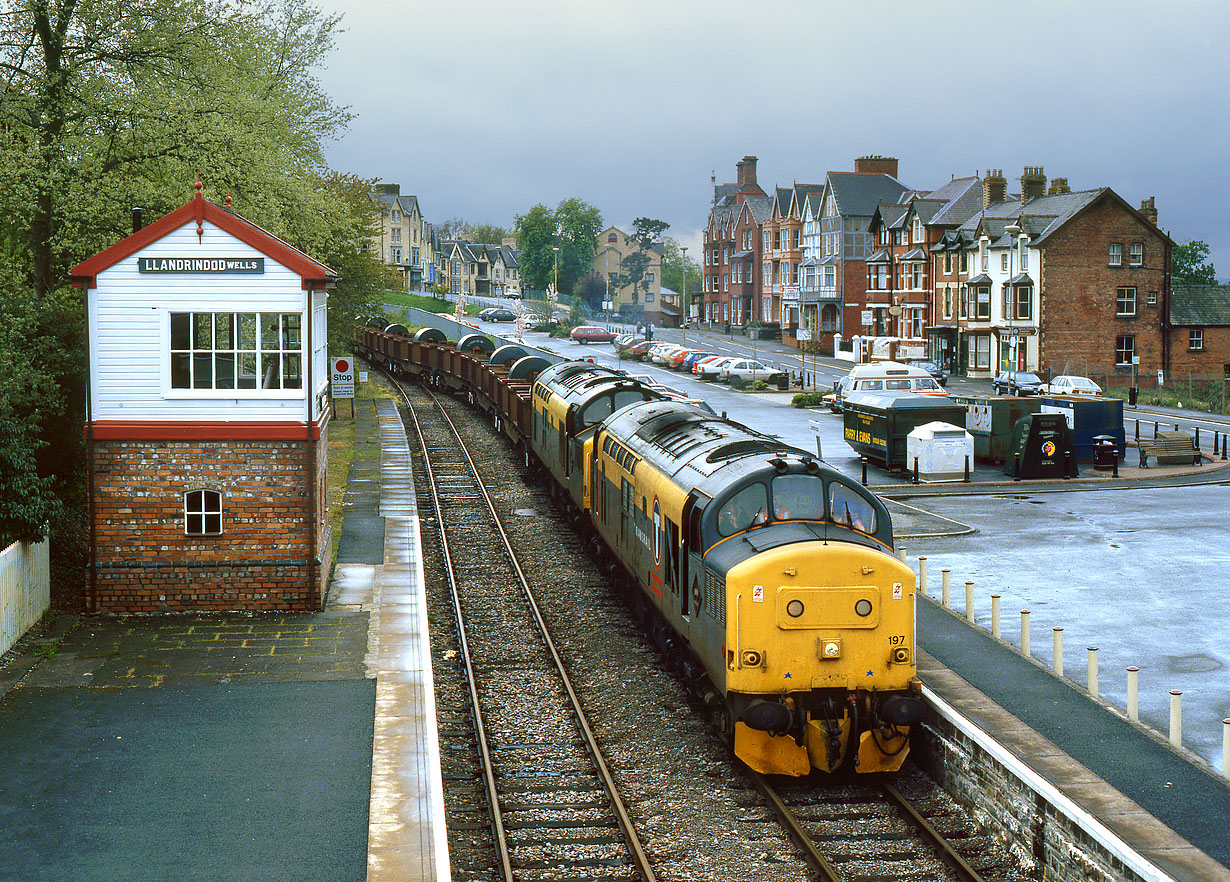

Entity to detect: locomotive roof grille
[706,440,796,462]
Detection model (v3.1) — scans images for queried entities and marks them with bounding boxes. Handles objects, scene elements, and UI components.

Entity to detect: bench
[1137,431,1201,468]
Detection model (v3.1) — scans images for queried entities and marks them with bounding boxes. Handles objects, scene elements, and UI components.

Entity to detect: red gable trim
[88,420,321,441]
[70,192,336,290]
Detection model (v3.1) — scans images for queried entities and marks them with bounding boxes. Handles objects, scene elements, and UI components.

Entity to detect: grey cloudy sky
[318,0,1230,275]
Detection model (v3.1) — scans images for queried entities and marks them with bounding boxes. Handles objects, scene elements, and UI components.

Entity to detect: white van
[829,360,949,411]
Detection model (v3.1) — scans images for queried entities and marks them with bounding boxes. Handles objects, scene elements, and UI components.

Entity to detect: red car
[570,325,618,344]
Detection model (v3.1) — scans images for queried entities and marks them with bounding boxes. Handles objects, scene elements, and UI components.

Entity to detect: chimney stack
[1048,177,1070,195]
[738,155,759,188]
[132,207,143,234]
[1020,166,1047,202]
[1139,197,1158,226]
[854,155,899,178]
[983,169,1007,208]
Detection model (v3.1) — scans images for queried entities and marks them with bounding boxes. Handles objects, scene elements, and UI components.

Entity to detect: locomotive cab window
[829,482,876,534]
[717,484,768,536]
[771,475,825,521]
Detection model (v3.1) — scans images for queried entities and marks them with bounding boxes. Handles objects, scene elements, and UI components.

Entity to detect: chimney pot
[132,208,143,234]
[983,169,1008,209]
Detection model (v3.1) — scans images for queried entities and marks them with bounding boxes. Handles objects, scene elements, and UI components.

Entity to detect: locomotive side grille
[705,568,726,625]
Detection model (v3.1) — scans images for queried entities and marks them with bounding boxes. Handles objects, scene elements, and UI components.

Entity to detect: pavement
[1,348,1227,881]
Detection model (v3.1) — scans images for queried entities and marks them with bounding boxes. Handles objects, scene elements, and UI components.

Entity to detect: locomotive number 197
[887,635,907,646]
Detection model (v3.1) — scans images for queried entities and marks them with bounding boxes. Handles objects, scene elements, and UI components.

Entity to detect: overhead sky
[318,0,1230,276]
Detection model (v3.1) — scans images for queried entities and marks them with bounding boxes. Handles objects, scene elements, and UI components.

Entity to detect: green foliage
[792,392,825,408]
[611,218,669,305]
[661,238,701,298]
[514,198,604,297]
[729,375,747,390]
[1171,239,1218,286]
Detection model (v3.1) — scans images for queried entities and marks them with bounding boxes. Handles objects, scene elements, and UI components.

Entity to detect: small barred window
[185,489,222,535]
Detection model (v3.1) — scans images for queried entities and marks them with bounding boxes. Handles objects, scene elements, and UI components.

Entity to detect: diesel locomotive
[357,324,925,775]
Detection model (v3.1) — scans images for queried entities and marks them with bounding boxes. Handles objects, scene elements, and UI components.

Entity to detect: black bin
[775,374,789,391]
[1092,434,1118,471]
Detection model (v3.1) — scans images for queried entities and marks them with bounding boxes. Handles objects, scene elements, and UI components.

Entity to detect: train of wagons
[356,322,925,776]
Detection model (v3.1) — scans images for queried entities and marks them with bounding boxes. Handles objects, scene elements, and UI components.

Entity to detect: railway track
[751,770,997,882]
[397,379,657,882]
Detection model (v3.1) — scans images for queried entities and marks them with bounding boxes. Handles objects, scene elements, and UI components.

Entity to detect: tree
[1171,239,1217,286]
[554,198,604,297]
[613,217,668,305]
[660,237,701,300]
[515,203,557,291]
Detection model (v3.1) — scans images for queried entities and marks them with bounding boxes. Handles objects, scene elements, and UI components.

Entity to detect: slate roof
[956,188,1108,245]
[1170,285,1230,326]
[927,177,984,228]
[826,172,913,218]
[744,196,774,224]
[374,186,420,219]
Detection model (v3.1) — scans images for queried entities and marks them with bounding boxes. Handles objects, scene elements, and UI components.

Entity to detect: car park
[992,370,1045,395]
[680,350,717,372]
[828,361,949,411]
[1041,375,1103,396]
[570,325,618,344]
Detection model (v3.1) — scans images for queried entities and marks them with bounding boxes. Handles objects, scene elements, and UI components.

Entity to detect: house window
[791,263,799,285]
[170,312,302,391]
[391,228,401,243]
[1116,286,1137,316]
[880,227,889,245]
[1147,291,1158,306]
[773,230,781,250]
[646,272,654,283]
[824,266,835,287]
[975,286,991,319]
[412,247,420,266]
[911,264,924,289]
[1015,286,1032,320]
[1020,246,1028,271]
[792,229,801,249]
[913,219,923,242]
[184,489,222,535]
[943,289,953,319]
[1130,243,1144,266]
[1000,253,1008,272]
[959,286,968,319]
[960,250,969,273]
[943,252,953,274]
[980,242,989,271]
[1189,329,1204,351]
[970,335,990,370]
[1109,243,1122,266]
[1115,334,1135,365]
[391,247,401,264]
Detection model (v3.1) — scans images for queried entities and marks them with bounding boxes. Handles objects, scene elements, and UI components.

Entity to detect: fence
[0,537,50,656]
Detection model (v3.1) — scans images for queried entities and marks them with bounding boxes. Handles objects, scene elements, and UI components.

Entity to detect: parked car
[680,350,716,371]
[571,325,618,344]
[528,315,558,332]
[489,307,516,322]
[824,376,852,413]
[696,356,739,380]
[719,359,787,385]
[612,334,638,352]
[904,359,948,387]
[625,340,655,359]
[1041,375,1103,396]
[649,343,686,365]
[668,348,703,370]
[831,361,949,409]
[478,307,498,321]
[992,370,1045,395]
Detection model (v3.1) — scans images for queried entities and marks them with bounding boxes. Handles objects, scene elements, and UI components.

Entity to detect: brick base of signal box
[89,433,330,612]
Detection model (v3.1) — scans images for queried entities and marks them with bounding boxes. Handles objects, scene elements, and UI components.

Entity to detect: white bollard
[1087,647,1099,698]
[1053,627,1064,677]
[1170,690,1183,748]
[965,580,975,623]
[1127,666,1139,722]
[918,557,928,597]
[1223,720,1230,779]
[942,569,951,608]
[1020,610,1030,655]
[898,545,907,563]
[991,594,1001,638]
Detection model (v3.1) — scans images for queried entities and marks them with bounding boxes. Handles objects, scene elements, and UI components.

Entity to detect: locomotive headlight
[855,599,873,617]
[822,640,841,659]
[786,599,805,618]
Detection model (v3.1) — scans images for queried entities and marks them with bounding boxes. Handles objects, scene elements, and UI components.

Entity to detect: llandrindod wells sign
[138,257,265,274]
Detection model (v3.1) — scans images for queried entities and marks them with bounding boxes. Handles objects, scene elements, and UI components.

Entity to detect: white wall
[89,220,313,423]
[0,538,49,656]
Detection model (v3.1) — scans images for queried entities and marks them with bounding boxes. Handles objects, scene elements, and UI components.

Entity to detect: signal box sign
[331,356,355,399]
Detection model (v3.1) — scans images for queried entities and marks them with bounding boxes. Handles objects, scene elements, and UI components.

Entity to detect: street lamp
[552,245,559,308]
[680,245,688,345]
[1004,221,1020,371]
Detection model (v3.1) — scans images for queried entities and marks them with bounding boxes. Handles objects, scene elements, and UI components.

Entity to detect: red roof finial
[225,192,233,211]
[194,174,203,198]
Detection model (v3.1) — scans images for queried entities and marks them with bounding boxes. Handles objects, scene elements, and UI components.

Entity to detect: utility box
[843,391,968,470]
[951,394,1041,463]
[906,421,973,482]
[1002,413,1079,479]
[1038,395,1124,461]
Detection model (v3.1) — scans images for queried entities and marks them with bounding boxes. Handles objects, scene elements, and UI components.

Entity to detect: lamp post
[552,245,559,305]
[680,245,688,344]
[1004,222,1020,371]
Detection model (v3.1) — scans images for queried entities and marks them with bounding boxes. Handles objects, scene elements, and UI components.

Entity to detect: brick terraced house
[72,183,335,612]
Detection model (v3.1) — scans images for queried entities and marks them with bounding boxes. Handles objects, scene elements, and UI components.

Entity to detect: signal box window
[185,489,222,535]
[170,311,302,391]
